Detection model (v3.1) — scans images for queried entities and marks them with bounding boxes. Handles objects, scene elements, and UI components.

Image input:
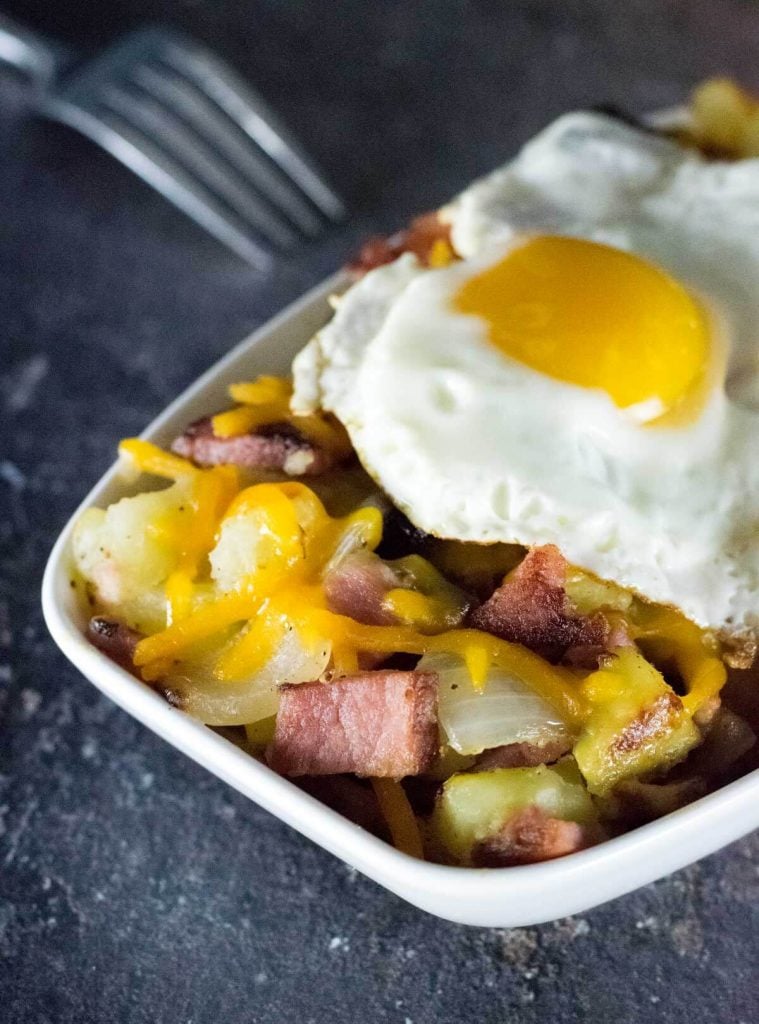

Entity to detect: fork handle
[0,14,67,87]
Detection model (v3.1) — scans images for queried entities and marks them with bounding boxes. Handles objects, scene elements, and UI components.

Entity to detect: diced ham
[86,616,190,709]
[473,737,572,771]
[564,617,635,668]
[267,670,439,778]
[171,417,340,476]
[324,548,469,632]
[348,212,454,275]
[467,545,614,662]
[87,616,142,674]
[471,806,592,867]
[323,550,402,625]
[295,775,388,838]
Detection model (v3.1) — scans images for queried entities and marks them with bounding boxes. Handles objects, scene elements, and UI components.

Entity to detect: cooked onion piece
[164,628,331,726]
[418,651,571,756]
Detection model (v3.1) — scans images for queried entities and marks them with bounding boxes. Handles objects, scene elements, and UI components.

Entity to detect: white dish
[42,264,759,929]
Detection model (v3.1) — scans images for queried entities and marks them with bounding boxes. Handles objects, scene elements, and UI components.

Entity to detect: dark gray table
[2,2,758,1021]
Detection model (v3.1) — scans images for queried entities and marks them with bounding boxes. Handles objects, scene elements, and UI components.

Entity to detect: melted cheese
[124,446,587,722]
[119,382,723,726]
[371,778,424,857]
[211,374,352,458]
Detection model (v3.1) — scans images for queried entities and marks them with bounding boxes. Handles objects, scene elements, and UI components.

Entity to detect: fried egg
[292,113,759,652]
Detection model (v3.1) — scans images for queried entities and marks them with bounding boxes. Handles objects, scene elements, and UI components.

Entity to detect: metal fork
[0,16,346,267]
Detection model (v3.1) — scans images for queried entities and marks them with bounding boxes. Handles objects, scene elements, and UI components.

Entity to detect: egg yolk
[454,236,709,418]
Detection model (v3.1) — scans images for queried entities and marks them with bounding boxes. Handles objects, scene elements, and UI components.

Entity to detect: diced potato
[163,627,331,726]
[72,481,193,632]
[690,78,759,155]
[245,715,277,748]
[573,648,699,796]
[209,508,274,593]
[564,567,633,615]
[430,759,595,865]
[209,481,370,593]
[209,486,310,594]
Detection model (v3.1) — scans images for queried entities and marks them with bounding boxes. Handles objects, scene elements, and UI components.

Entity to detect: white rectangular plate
[42,268,759,928]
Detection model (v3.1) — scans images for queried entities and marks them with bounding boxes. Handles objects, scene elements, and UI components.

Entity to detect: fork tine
[130,61,323,237]
[158,37,347,222]
[97,81,299,249]
[42,95,272,268]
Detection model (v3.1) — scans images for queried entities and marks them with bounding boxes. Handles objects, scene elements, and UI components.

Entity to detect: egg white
[293,113,759,649]
[445,111,759,411]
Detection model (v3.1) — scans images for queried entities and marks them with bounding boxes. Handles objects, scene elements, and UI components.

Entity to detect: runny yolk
[454,235,710,419]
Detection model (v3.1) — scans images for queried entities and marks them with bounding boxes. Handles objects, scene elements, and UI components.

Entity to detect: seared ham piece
[324,549,469,631]
[471,806,591,867]
[171,417,339,476]
[473,737,572,771]
[468,545,614,662]
[295,775,388,838]
[564,617,635,669]
[267,670,439,778]
[87,616,142,673]
[348,212,453,275]
[323,550,403,626]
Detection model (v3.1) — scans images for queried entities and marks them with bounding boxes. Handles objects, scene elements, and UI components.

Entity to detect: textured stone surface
[2,1,759,1021]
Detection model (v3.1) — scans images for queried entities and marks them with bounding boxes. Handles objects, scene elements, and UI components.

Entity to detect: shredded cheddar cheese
[632,606,727,716]
[371,778,425,858]
[119,438,197,479]
[119,377,725,735]
[120,438,239,627]
[210,374,352,459]
[229,376,292,406]
[165,570,194,625]
[125,464,587,722]
[428,237,455,269]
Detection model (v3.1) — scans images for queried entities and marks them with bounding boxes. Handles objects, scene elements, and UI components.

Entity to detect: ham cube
[323,551,402,626]
[267,670,439,778]
[87,616,142,674]
[471,806,592,867]
[348,211,453,276]
[171,417,340,476]
[468,545,609,661]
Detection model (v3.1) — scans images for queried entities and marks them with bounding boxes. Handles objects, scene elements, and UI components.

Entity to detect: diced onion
[322,513,380,575]
[165,628,331,726]
[419,651,570,755]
